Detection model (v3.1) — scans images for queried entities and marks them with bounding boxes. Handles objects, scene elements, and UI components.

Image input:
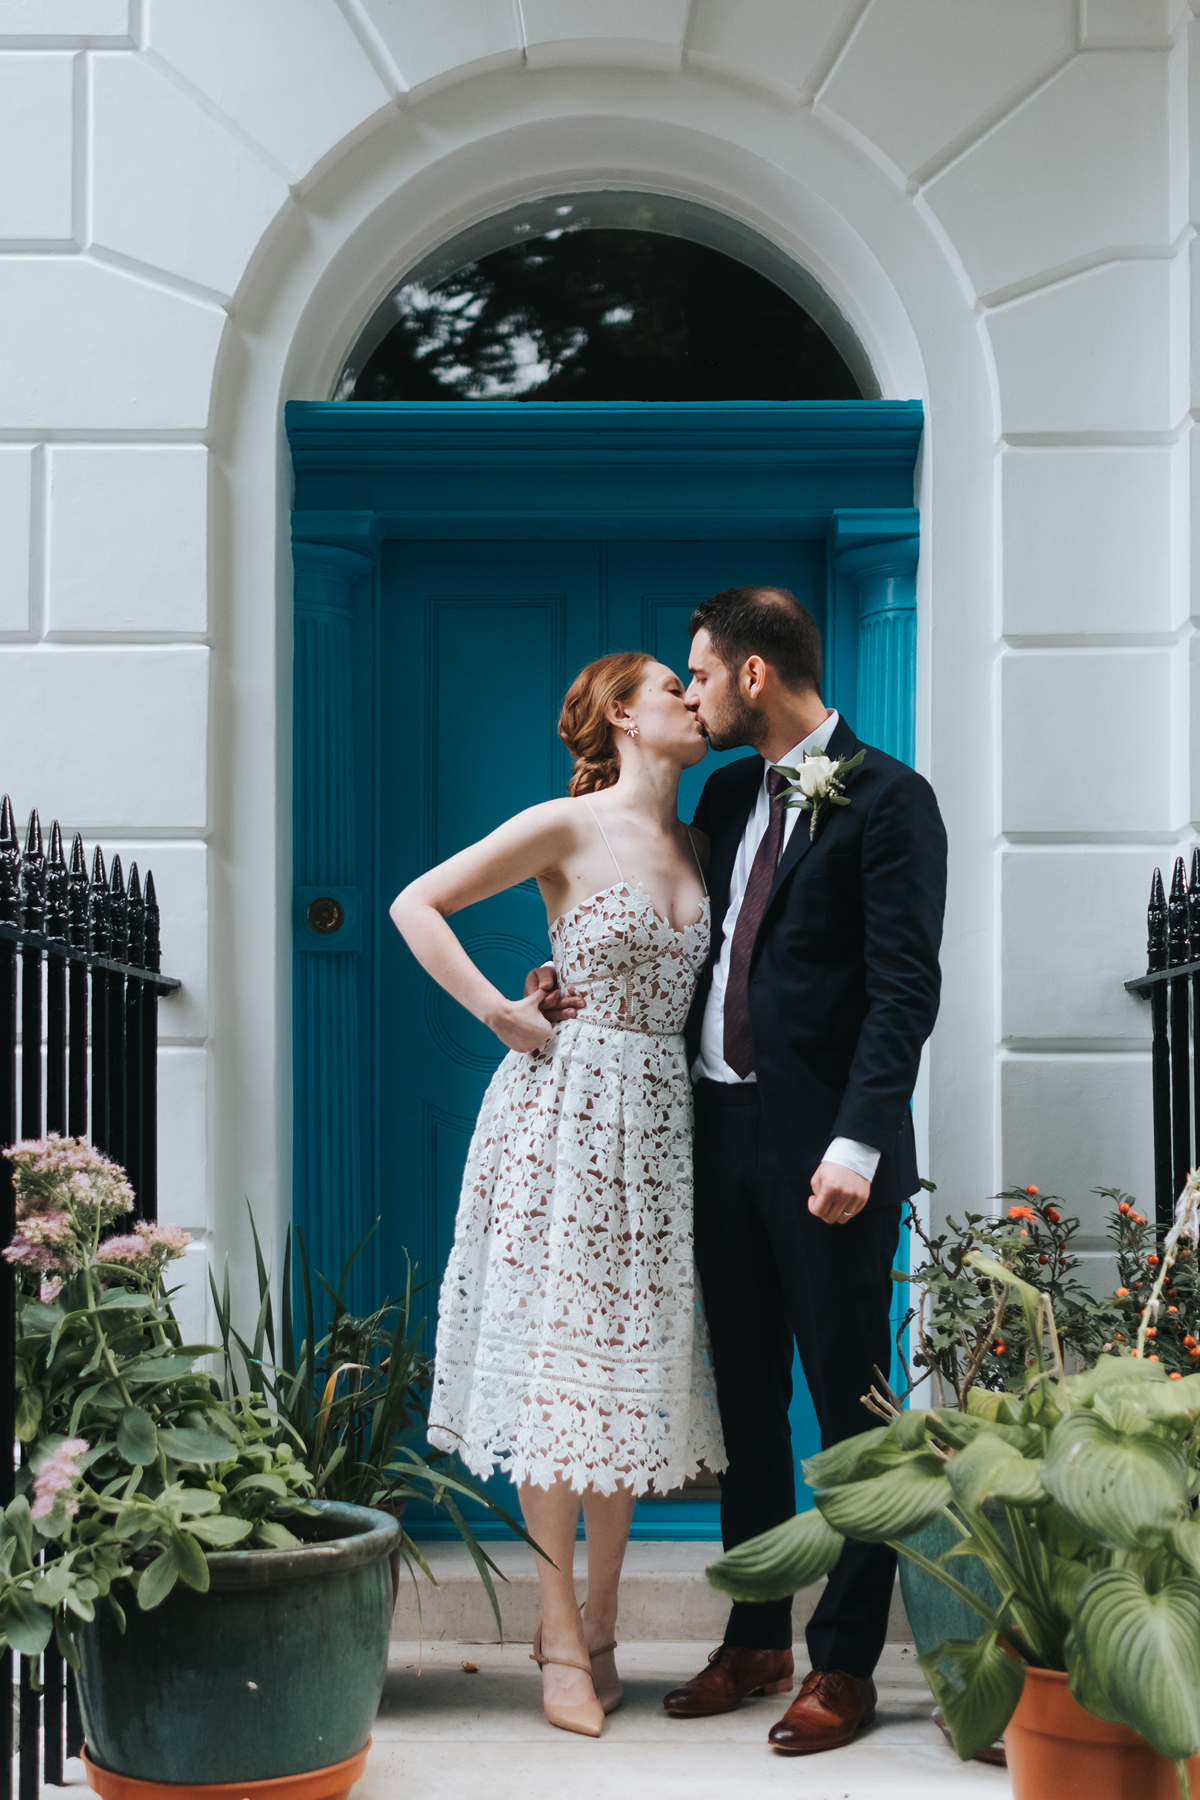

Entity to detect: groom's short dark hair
[689,586,822,693]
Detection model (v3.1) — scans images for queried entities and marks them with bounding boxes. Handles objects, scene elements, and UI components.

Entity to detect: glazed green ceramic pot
[76,1501,401,1784]
[898,1507,1010,1660]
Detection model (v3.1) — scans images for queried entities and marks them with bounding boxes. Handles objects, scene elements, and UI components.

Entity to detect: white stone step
[395,1540,911,1644]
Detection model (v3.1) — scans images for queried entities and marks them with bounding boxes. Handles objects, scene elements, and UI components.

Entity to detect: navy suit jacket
[685,716,947,1213]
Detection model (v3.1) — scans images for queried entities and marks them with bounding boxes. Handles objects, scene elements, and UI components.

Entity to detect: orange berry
[1026,1185,1039,1196]
[1119,1202,1131,1214]
[1116,1287,1129,1297]
[1146,1327,1158,1338]
[1134,1214,1146,1225]
[994,1340,1007,1355]
[1171,1372,1183,1380]
[1169,1305,1179,1314]
[1149,1355,1161,1362]
[1148,1255,1160,1266]
[1047,1208,1060,1222]
[1115,1332,1126,1342]
[1185,1336,1197,1348]
[1039,1254,1049,1265]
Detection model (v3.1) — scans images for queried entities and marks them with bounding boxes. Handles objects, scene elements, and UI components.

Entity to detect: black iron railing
[1126,850,1200,1234]
[0,794,179,1796]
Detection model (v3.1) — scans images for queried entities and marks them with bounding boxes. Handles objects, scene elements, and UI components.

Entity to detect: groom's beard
[703,689,767,754]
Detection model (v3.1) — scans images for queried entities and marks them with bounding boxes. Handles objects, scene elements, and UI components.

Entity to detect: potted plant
[1,1135,401,1799]
[708,1169,1200,1800]
[882,1179,1177,1685]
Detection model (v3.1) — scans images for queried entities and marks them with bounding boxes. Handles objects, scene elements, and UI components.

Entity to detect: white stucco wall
[0,0,1190,1324]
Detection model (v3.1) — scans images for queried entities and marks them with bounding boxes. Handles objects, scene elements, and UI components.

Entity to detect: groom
[666,585,946,1754]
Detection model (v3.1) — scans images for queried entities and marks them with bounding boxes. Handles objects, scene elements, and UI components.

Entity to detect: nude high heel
[530,1624,605,1738]
[582,1605,624,1715]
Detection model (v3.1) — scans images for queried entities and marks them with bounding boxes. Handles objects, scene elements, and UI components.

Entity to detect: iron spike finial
[20,805,46,934]
[90,844,107,889]
[1149,867,1168,972]
[1168,856,1190,968]
[126,862,145,968]
[143,869,161,972]
[67,832,88,949]
[0,795,18,927]
[88,843,111,955]
[44,821,68,942]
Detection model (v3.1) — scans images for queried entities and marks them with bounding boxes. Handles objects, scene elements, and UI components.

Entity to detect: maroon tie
[722,768,788,1079]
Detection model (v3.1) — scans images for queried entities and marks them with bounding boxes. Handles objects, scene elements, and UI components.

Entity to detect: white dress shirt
[691,710,881,1185]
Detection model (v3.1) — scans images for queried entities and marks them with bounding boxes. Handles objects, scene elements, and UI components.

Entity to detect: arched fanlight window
[335,193,877,402]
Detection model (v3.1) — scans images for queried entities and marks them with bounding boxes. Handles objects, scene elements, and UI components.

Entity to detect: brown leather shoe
[768,1668,877,1754]
[663,1644,794,1717]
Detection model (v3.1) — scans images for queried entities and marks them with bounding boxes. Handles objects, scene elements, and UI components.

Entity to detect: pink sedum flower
[30,1437,89,1522]
[98,1223,190,1278]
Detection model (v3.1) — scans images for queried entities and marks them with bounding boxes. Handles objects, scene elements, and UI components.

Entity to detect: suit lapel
[765,715,862,909]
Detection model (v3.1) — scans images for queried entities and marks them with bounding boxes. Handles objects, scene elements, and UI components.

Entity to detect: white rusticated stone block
[148,0,393,185]
[684,0,860,100]
[0,646,208,827]
[358,0,520,97]
[157,1047,208,1230]
[1001,648,1170,834]
[819,0,1074,180]
[0,258,223,430]
[0,53,74,241]
[1002,448,1172,638]
[0,447,32,635]
[1000,1054,1153,1231]
[1081,0,1173,49]
[91,54,289,300]
[1000,849,1157,1043]
[988,261,1172,435]
[47,445,208,636]
[521,0,690,69]
[925,54,1169,300]
[99,841,208,1040]
[0,0,129,39]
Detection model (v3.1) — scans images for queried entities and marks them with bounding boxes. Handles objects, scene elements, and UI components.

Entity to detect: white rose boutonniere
[771,746,867,841]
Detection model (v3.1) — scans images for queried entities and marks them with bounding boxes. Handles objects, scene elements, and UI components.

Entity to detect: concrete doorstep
[394,1539,913,1644]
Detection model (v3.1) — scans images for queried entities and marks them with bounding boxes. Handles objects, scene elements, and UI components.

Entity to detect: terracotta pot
[81,1743,369,1800]
[1005,1666,1200,1800]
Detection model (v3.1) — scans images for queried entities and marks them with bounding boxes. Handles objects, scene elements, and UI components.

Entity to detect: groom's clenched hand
[808,1162,871,1225]
[524,963,585,1026]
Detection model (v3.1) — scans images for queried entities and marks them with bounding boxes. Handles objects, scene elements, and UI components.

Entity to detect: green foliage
[895,1184,1187,1408]
[708,1177,1200,1788]
[208,1212,540,1635]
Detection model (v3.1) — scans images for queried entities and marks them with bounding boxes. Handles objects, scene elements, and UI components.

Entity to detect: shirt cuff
[823,1137,881,1183]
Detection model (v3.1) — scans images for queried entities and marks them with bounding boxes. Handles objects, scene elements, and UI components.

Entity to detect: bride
[390,650,726,1739]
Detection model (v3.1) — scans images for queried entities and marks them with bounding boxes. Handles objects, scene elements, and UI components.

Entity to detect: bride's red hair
[558,652,653,797]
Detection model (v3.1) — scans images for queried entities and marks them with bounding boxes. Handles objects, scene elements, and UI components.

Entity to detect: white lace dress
[426,833,727,1497]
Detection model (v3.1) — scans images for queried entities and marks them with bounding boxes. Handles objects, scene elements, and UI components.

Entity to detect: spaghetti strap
[583,801,623,883]
[685,825,709,897]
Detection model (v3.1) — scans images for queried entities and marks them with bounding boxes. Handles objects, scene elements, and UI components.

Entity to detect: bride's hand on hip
[487,990,557,1053]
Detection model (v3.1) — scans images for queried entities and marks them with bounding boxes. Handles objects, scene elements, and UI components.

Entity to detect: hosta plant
[709,1169,1200,1800]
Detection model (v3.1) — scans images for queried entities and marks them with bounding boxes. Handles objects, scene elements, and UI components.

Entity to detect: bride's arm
[389,801,579,1053]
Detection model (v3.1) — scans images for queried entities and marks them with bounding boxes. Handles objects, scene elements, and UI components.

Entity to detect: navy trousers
[692,1078,900,1678]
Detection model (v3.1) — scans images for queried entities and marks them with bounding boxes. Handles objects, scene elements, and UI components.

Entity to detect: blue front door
[379,536,827,1536]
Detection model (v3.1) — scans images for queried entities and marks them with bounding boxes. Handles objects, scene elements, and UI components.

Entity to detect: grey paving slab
[354,1641,1011,1799]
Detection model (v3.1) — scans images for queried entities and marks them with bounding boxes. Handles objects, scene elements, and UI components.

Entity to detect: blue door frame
[286,401,923,1540]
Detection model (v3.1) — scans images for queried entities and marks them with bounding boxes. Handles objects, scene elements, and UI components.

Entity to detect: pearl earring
[624,723,639,740]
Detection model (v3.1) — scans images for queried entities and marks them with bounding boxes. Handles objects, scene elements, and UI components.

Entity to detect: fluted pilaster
[834,536,919,768]
[292,543,374,1298]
